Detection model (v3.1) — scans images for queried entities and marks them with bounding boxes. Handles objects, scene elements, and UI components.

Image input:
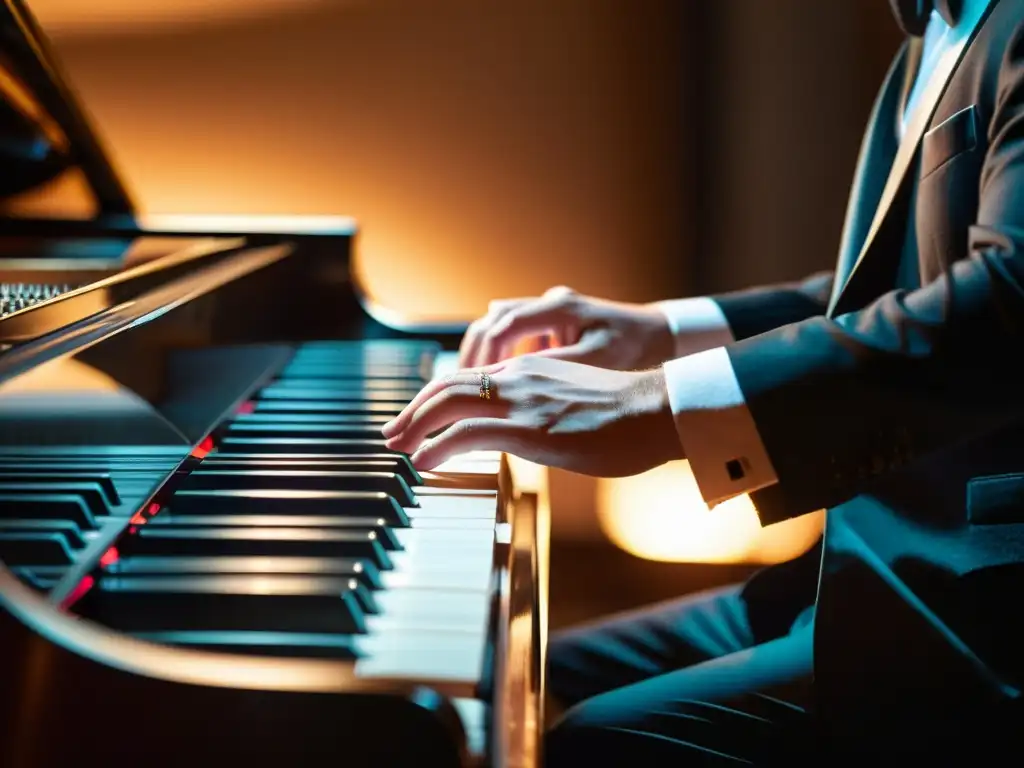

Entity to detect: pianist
[383,0,1024,762]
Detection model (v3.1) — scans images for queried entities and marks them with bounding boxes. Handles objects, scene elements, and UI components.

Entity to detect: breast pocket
[967,472,1024,525]
[920,104,979,180]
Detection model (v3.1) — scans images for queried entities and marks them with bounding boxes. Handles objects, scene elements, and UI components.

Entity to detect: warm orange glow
[597,460,823,564]
[0,356,118,394]
[31,0,338,35]
[38,1,689,323]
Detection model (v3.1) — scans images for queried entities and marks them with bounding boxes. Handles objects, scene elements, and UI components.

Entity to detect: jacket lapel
[826,0,996,317]
[826,42,911,313]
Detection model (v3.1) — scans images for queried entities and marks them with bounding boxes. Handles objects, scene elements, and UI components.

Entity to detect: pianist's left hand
[381,356,683,476]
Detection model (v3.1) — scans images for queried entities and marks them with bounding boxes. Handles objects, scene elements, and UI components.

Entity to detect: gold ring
[479,372,492,400]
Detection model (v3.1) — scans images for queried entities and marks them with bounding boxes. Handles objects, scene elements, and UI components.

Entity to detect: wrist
[633,367,685,463]
[639,304,677,367]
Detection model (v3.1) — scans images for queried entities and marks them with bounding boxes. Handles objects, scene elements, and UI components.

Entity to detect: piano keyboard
[0,340,501,760]
[1,9,546,756]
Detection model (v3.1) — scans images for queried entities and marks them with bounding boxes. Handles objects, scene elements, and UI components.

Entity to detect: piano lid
[0,0,134,216]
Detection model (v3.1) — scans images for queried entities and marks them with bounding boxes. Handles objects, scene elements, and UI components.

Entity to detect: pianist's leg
[544,548,819,764]
[545,617,814,765]
[547,584,759,709]
[547,541,819,711]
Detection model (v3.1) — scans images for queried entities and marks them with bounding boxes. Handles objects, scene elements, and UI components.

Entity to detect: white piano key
[409,515,496,530]
[354,629,485,683]
[367,588,491,633]
[394,527,495,551]
[413,486,499,498]
[407,493,498,520]
[430,452,502,475]
[380,566,492,591]
[431,351,460,380]
[387,541,495,590]
[386,551,493,589]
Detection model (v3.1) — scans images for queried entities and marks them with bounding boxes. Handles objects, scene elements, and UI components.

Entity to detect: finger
[459,299,529,368]
[458,317,492,370]
[385,384,510,453]
[381,369,483,438]
[382,364,504,438]
[477,296,579,367]
[544,285,576,300]
[409,418,527,470]
[532,328,608,364]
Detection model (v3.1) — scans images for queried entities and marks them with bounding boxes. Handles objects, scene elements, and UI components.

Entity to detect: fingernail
[381,420,397,437]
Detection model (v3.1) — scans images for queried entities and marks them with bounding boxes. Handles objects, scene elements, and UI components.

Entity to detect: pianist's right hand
[459,285,676,370]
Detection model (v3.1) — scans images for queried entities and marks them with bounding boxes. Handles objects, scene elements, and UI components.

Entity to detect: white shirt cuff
[653,297,735,358]
[663,347,779,507]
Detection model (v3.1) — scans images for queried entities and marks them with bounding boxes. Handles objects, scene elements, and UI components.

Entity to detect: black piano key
[292,339,437,356]
[9,566,65,591]
[85,575,367,634]
[0,482,110,519]
[257,386,414,402]
[223,422,385,441]
[349,579,378,614]
[10,565,68,590]
[278,364,425,380]
[0,445,183,459]
[0,519,85,548]
[177,470,417,508]
[126,527,394,570]
[146,515,402,550]
[166,489,410,526]
[105,554,384,589]
[0,455,170,466]
[231,412,392,425]
[266,377,420,392]
[252,400,404,415]
[0,470,121,504]
[130,630,359,659]
[201,453,422,486]
[0,531,78,566]
[0,493,97,530]
[290,343,432,357]
[218,436,397,456]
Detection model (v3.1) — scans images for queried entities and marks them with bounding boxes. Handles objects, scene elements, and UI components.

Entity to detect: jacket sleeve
[733,24,1024,525]
[712,271,835,341]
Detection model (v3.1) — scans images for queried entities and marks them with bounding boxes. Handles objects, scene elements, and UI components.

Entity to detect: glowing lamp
[596,460,823,564]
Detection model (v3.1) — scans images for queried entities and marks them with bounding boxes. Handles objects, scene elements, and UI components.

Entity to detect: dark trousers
[544,582,817,766]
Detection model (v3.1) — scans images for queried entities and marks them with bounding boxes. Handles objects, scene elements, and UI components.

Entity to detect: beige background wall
[33,0,693,323]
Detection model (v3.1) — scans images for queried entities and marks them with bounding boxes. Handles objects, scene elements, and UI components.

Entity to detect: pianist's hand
[381,356,683,476]
[459,286,675,370]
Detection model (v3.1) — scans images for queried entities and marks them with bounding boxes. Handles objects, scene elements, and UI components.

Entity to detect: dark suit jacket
[709,0,1024,755]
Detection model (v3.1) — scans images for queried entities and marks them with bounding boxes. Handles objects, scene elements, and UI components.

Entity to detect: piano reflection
[0,1,547,765]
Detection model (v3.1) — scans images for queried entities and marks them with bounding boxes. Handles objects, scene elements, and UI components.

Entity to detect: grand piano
[0,1,548,764]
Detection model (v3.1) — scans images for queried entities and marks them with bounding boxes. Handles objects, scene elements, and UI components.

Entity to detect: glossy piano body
[0,1,546,765]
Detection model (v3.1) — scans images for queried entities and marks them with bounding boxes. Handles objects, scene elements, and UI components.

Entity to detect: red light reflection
[191,435,215,459]
[99,547,120,567]
[60,575,95,611]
